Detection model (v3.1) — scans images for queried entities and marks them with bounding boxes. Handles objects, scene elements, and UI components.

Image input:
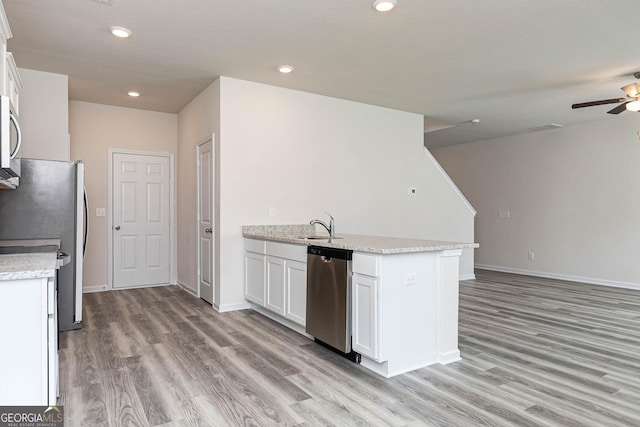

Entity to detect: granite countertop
[0,239,61,248]
[0,253,57,280]
[242,225,478,254]
[0,239,60,280]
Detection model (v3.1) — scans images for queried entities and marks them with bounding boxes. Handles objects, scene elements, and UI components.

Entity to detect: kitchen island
[0,242,59,405]
[242,225,478,378]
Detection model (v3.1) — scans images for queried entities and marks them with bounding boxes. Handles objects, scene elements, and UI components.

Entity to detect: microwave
[0,95,22,184]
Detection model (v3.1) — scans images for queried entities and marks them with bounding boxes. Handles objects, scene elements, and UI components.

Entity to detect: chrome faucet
[310,212,335,238]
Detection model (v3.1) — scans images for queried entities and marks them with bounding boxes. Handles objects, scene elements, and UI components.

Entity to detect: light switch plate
[96,208,106,217]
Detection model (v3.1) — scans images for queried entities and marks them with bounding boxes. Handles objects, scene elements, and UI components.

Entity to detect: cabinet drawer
[353,252,380,276]
[244,238,266,254]
[266,241,307,262]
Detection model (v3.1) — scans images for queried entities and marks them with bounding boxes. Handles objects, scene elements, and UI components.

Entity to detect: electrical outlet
[404,272,418,285]
[528,252,535,260]
[268,206,276,217]
[498,210,511,218]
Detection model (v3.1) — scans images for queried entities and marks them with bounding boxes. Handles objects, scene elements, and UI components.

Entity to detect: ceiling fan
[572,72,640,114]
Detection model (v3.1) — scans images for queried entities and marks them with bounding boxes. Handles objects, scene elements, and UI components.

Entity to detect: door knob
[205,228,212,234]
[114,225,121,230]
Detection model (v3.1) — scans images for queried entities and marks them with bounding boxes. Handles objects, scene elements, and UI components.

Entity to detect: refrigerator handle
[74,161,85,325]
[83,187,88,259]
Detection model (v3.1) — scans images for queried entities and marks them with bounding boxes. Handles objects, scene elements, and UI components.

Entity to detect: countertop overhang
[242,225,478,255]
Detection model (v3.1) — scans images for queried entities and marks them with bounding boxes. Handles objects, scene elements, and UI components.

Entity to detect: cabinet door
[352,273,379,360]
[245,252,266,306]
[266,256,286,316]
[286,259,307,326]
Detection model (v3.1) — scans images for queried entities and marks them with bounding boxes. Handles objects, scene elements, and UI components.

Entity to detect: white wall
[431,115,640,289]
[176,79,220,296]
[69,101,178,291]
[17,68,69,161]
[177,76,475,310]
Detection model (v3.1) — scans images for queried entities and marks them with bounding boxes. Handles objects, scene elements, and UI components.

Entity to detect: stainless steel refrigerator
[0,158,86,331]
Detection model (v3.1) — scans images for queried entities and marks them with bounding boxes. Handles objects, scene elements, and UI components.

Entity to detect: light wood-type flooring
[59,270,640,426]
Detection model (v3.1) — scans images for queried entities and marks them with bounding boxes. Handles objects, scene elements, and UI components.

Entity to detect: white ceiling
[4,0,640,147]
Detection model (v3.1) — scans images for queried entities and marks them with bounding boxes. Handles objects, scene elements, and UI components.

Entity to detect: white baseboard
[459,273,476,281]
[475,264,640,291]
[438,349,461,365]
[176,281,198,297]
[83,285,109,293]
[214,300,252,313]
[84,283,179,293]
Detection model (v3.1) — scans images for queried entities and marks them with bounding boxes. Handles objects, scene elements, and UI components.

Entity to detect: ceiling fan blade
[607,101,631,114]
[571,98,627,109]
[621,83,640,97]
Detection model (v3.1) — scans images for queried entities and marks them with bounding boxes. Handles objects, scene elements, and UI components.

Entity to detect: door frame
[108,149,176,290]
[196,135,216,303]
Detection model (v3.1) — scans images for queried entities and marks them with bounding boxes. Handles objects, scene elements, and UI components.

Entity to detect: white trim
[423,146,476,216]
[196,136,216,304]
[195,145,202,299]
[459,273,476,281]
[83,285,108,293]
[0,0,12,44]
[437,349,461,365]
[475,264,640,291]
[108,149,175,290]
[214,301,252,313]
[177,280,198,297]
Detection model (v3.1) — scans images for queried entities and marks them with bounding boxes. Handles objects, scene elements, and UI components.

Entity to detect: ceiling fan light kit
[626,100,640,112]
[571,79,640,115]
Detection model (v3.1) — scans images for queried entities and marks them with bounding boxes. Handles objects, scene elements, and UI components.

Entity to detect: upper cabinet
[0,1,21,112]
[6,53,22,115]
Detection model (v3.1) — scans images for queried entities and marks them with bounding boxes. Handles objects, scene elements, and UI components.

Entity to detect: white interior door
[198,139,215,304]
[113,152,171,288]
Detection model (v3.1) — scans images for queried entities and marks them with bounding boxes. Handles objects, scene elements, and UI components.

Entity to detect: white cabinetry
[244,239,307,327]
[0,276,58,405]
[352,273,378,360]
[244,239,266,305]
[351,252,380,360]
[0,3,21,110]
[351,250,462,378]
[285,259,307,325]
[266,256,286,315]
[5,52,22,114]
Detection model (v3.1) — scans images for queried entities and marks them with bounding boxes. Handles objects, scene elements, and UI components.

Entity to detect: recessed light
[128,91,140,97]
[277,65,294,74]
[372,0,397,12]
[110,26,132,38]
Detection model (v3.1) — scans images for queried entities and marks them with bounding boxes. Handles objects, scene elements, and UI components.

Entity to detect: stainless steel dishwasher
[306,245,354,354]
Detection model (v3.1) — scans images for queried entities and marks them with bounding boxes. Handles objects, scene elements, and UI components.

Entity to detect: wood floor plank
[59,271,640,426]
